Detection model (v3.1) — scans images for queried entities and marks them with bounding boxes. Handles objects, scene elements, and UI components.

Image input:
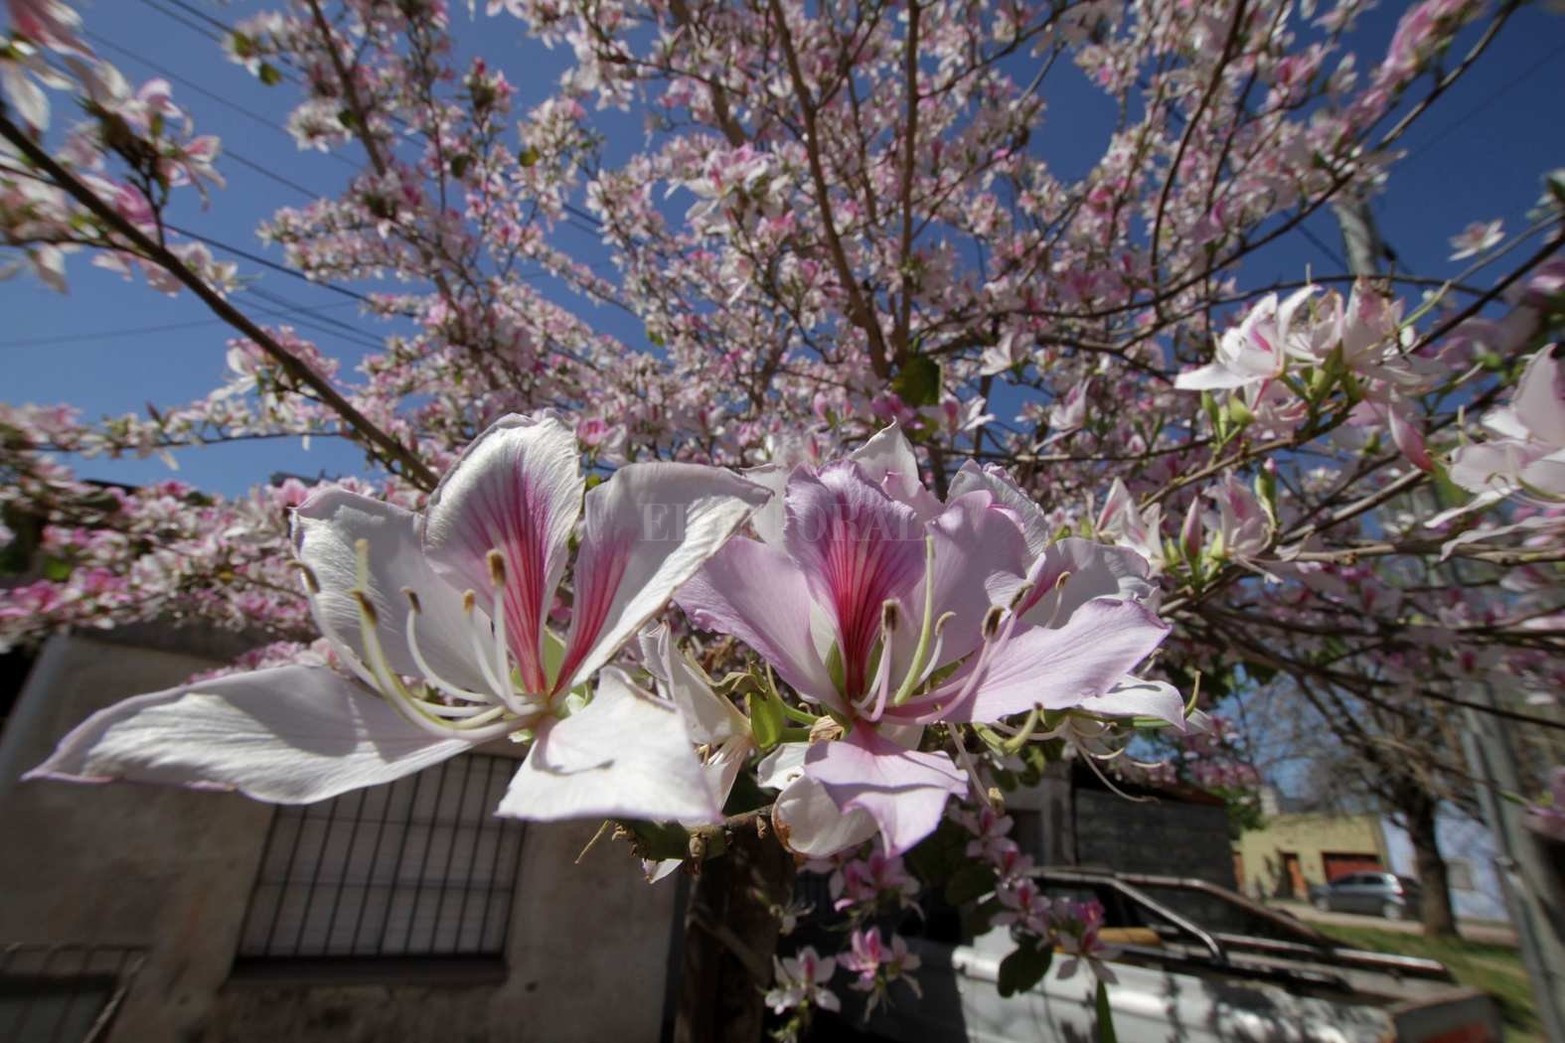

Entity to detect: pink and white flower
[766,947,840,1015]
[680,426,1177,858]
[29,413,770,824]
[1174,287,1317,391]
[840,927,922,1013]
[1449,219,1504,261]
[1449,346,1565,502]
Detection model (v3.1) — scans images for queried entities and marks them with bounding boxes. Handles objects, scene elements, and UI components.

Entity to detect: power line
[1405,37,1565,163]
[41,47,328,202]
[222,150,329,200]
[250,287,387,349]
[248,301,385,351]
[2,316,235,348]
[136,0,610,246]
[156,0,236,37]
[83,28,357,172]
[136,0,227,43]
[0,300,361,349]
[164,223,378,303]
[1298,222,1348,272]
[115,2,613,303]
[136,0,612,239]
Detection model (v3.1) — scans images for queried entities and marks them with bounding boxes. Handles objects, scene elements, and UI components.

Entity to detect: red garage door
[1322,852,1383,881]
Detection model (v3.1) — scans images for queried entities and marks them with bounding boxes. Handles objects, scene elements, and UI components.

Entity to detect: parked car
[818,868,1498,1043]
[1309,871,1422,920]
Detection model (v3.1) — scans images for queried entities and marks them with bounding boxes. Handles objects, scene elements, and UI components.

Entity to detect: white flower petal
[27,666,469,803]
[293,488,487,692]
[498,668,723,823]
[772,774,879,858]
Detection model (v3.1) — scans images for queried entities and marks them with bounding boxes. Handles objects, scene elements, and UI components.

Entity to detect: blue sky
[5,0,1563,497]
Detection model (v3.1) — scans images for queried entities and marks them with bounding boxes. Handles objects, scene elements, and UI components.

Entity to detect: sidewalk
[1269,899,1518,947]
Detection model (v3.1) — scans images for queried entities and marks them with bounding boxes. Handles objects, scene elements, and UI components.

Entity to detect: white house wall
[0,632,680,1042]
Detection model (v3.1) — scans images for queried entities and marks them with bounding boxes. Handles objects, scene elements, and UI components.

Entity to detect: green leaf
[944,863,998,906]
[904,816,968,887]
[1247,662,1278,687]
[627,820,691,862]
[518,145,541,167]
[893,354,941,407]
[997,937,1053,997]
[1095,979,1118,1043]
[42,558,73,582]
[748,691,784,751]
[1547,168,1565,211]
[722,768,771,817]
[968,897,1003,936]
[257,62,283,86]
[824,642,846,697]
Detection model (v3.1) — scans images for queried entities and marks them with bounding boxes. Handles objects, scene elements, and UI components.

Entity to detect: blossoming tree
[3,0,1564,1036]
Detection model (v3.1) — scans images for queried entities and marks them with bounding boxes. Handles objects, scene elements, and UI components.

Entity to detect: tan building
[1233,812,1389,900]
[0,628,682,1042]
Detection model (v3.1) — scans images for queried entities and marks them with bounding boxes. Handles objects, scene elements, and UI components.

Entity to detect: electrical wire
[83,28,358,172]
[163,223,379,302]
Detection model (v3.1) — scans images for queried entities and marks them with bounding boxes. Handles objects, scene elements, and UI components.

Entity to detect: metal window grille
[0,944,147,1043]
[236,755,526,961]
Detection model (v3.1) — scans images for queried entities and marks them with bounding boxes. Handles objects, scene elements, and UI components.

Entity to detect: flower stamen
[399,588,500,705]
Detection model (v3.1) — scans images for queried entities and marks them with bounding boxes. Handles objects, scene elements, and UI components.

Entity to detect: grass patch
[1318,924,1538,1042]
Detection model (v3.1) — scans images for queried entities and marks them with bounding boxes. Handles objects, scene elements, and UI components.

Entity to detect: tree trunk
[1404,799,1458,938]
[674,827,797,1043]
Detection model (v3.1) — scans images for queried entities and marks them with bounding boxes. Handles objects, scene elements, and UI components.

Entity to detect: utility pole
[1332,199,1565,1041]
[1331,191,1395,278]
[1462,689,1565,1043]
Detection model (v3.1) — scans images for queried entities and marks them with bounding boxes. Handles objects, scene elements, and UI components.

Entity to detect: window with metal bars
[0,943,146,1043]
[234,754,526,966]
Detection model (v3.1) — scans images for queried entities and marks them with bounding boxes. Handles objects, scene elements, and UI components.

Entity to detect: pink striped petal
[803,730,967,856]
[937,600,1170,723]
[557,463,771,692]
[909,491,1030,666]
[497,668,723,823]
[675,537,841,710]
[995,537,1155,629]
[422,414,583,693]
[26,666,469,803]
[785,464,924,700]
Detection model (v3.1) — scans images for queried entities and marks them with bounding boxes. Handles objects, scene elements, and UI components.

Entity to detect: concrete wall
[0,633,680,1043]
[1233,813,1386,899]
[205,818,680,1043]
[1005,766,1237,888]
[1380,811,1511,923]
[1074,789,1237,889]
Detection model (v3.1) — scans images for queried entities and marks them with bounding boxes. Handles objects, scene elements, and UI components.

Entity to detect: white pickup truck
[827,868,1503,1043]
